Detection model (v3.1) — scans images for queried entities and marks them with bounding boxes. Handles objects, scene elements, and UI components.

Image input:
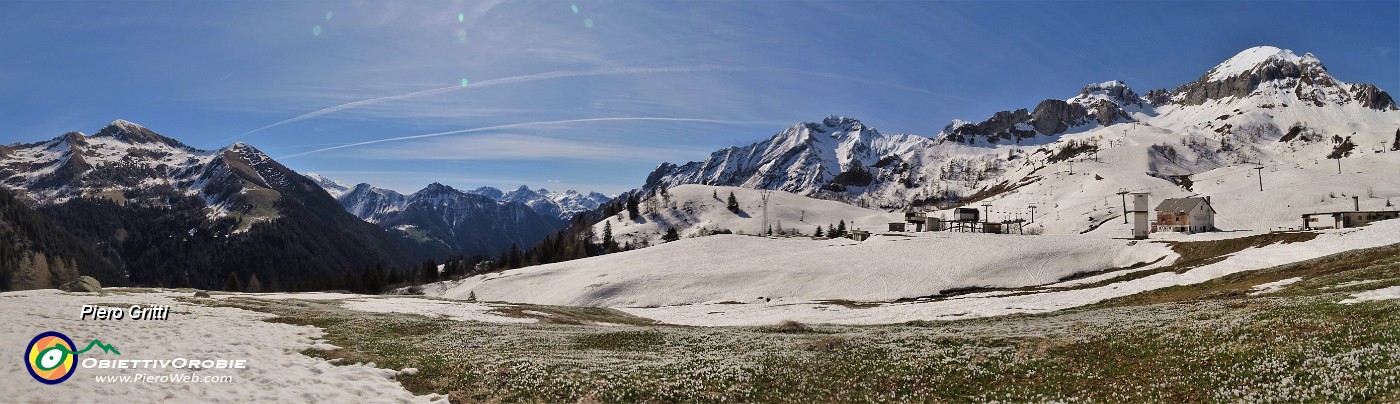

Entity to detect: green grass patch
[1094,242,1400,307]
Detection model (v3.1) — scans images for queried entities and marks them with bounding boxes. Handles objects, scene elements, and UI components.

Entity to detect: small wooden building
[1153,197,1216,233]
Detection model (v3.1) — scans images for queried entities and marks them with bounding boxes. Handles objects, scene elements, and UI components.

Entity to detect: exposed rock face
[1165,46,1396,111]
[1029,99,1089,135]
[939,109,1034,144]
[1143,89,1172,106]
[1352,84,1397,110]
[939,81,1145,145]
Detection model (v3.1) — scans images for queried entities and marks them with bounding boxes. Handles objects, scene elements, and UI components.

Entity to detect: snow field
[618,220,1400,325]
[1341,286,1400,304]
[0,290,440,403]
[433,229,1172,309]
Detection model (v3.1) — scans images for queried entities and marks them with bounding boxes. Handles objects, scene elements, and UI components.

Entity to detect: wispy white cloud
[277,117,784,159]
[223,65,963,143]
[350,133,708,162]
[222,66,738,142]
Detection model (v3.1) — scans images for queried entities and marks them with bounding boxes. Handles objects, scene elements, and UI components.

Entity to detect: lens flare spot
[457,30,468,42]
[325,11,333,21]
[458,13,464,23]
[583,18,593,28]
[571,4,579,13]
[460,78,469,87]
[312,25,322,36]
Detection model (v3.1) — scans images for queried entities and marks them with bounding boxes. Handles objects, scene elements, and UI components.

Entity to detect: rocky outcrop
[1143,89,1172,106]
[1351,83,1398,111]
[1029,99,1090,135]
[59,276,102,293]
[939,81,1145,145]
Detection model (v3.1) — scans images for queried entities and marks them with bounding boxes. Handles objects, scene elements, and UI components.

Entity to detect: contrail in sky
[276,117,783,159]
[223,65,965,144]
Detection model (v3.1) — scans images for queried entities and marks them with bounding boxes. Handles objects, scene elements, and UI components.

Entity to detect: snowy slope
[595,184,901,246]
[620,220,1400,325]
[418,219,1400,325]
[429,231,1173,307]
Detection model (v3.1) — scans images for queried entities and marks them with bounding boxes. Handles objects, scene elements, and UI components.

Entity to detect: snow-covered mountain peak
[1071,80,1147,110]
[55,131,88,145]
[418,182,461,197]
[1207,46,1302,81]
[494,185,612,221]
[90,119,192,149]
[820,115,866,132]
[304,173,351,199]
[227,141,253,151]
[469,186,504,200]
[1167,45,1394,111]
[107,118,143,130]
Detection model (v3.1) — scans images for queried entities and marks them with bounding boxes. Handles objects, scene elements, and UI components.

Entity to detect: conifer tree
[662,227,680,242]
[814,226,824,237]
[727,192,740,213]
[223,272,242,292]
[246,274,262,293]
[627,194,641,220]
[508,244,523,269]
[602,221,616,252]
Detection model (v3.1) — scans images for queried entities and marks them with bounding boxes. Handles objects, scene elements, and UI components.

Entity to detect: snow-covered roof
[1155,197,1213,214]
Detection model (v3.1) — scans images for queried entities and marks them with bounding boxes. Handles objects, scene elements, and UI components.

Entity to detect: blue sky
[2,1,1396,195]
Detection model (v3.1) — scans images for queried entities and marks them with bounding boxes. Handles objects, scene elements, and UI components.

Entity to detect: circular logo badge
[25,331,77,384]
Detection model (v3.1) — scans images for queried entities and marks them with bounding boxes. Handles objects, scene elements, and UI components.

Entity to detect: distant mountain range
[305,175,572,257]
[641,46,1398,211]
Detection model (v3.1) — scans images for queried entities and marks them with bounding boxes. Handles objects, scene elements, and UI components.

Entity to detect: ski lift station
[1301,196,1400,230]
